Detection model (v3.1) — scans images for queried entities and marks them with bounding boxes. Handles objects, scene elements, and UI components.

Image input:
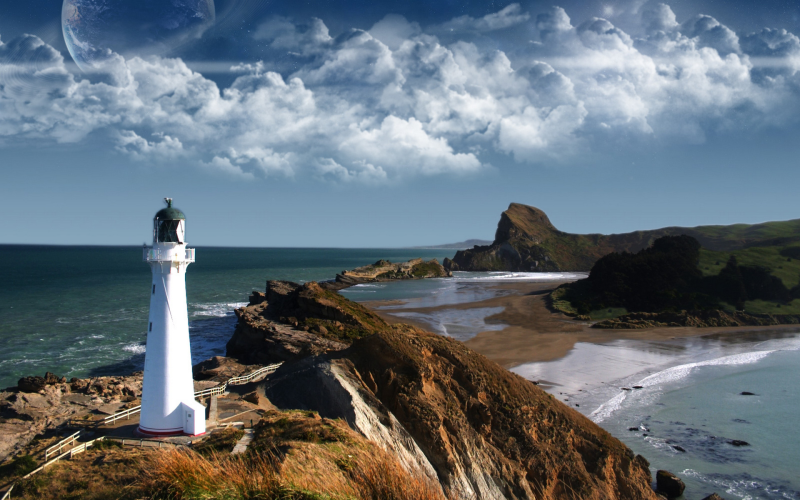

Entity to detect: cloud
[253,16,332,56]
[536,7,573,40]
[369,15,422,50]
[3,3,800,180]
[681,14,740,56]
[433,4,530,34]
[641,3,678,34]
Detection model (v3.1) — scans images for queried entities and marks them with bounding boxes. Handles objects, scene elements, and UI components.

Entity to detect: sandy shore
[364,280,800,369]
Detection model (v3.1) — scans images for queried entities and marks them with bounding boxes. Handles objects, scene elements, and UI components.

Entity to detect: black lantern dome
[153,198,186,243]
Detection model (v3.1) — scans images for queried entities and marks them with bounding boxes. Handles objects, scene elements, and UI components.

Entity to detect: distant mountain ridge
[412,239,493,250]
[446,203,800,272]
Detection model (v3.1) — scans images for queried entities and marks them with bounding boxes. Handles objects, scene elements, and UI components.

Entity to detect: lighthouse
[139,198,205,436]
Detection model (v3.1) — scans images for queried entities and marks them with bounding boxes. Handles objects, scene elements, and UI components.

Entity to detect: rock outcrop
[236,281,658,500]
[450,202,800,272]
[226,281,389,365]
[655,470,685,498]
[192,356,261,382]
[336,258,451,286]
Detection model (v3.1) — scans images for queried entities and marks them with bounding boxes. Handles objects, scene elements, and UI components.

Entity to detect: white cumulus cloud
[2,2,800,181]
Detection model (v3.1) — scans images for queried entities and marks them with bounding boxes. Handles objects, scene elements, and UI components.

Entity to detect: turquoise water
[515,334,800,499]
[0,245,455,388]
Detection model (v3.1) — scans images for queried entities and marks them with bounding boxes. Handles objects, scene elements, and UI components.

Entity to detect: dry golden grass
[142,435,447,500]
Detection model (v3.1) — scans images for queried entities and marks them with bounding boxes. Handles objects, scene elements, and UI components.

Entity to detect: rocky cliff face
[448,202,800,272]
[235,281,657,499]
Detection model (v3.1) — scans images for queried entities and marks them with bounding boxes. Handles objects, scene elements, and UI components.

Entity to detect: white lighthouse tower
[139,198,205,437]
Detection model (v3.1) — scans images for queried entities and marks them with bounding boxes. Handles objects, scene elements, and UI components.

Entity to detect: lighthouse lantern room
[139,198,205,436]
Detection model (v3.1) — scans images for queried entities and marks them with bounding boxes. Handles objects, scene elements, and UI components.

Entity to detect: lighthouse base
[138,400,207,437]
[136,426,187,437]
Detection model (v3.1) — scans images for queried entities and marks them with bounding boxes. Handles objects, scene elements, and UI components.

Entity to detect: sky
[1,0,799,247]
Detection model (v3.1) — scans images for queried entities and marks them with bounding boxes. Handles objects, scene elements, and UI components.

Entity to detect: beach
[363,279,800,367]
[360,277,800,499]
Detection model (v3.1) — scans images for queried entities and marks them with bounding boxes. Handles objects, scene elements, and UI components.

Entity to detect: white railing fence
[99,362,282,427]
[44,431,80,461]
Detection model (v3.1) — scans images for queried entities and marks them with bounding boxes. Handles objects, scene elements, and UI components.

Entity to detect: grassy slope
[699,244,800,314]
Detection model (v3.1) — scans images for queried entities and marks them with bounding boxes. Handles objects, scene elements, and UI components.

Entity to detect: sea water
[515,334,800,499]
[0,245,456,388]
[340,271,585,340]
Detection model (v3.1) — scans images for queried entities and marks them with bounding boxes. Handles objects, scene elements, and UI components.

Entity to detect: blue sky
[1,0,799,247]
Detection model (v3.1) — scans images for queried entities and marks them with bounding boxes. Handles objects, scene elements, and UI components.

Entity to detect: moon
[62,0,215,71]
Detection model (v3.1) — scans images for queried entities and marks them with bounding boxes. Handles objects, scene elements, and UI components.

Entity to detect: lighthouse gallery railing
[143,247,195,262]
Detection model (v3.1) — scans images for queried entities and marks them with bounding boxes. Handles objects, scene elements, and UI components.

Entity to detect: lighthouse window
[156,219,184,243]
[152,284,156,294]
[149,322,152,332]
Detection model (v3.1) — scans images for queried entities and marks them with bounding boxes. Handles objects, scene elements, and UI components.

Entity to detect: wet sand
[364,280,800,369]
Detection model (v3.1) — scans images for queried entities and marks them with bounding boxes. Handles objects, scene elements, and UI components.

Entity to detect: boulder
[443,257,460,271]
[701,494,725,500]
[193,356,256,382]
[656,470,685,498]
[17,376,46,393]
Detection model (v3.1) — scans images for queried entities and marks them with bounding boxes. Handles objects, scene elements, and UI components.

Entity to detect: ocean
[0,244,456,388]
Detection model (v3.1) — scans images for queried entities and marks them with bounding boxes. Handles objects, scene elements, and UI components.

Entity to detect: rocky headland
[332,258,451,288]
[448,202,800,272]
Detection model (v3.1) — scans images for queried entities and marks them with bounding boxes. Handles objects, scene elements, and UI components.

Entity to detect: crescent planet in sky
[62,0,215,71]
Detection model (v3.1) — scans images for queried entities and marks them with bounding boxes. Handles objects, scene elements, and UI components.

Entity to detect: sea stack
[139,198,205,437]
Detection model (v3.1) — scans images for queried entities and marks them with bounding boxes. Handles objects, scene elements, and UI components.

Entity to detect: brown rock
[656,470,685,498]
[193,356,258,382]
[17,376,46,393]
[701,494,725,500]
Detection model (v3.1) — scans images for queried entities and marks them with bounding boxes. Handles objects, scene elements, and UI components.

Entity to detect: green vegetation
[700,245,800,289]
[558,236,800,316]
[587,308,629,321]
[742,299,800,315]
[0,454,37,480]
[410,260,448,278]
[193,427,245,455]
